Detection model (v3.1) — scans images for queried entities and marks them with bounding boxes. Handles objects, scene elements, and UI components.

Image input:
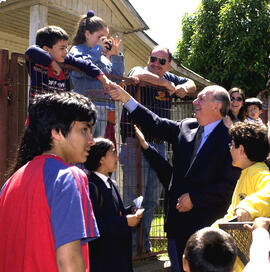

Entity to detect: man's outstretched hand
[108,82,131,103]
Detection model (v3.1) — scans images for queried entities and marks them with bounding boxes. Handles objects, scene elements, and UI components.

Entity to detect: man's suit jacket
[128,103,241,255]
[88,172,133,272]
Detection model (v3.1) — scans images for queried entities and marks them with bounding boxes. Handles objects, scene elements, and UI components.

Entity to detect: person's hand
[128,75,140,85]
[106,35,122,57]
[134,125,149,150]
[223,115,233,128]
[126,213,142,227]
[175,85,188,98]
[50,60,62,76]
[244,217,270,232]
[97,74,113,92]
[165,81,176,96]
[234,208,252,222]
[131,205,137,214]
[176,193,193,212]
[108,82,131,103]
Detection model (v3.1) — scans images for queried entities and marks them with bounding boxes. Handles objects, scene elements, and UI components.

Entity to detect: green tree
[175,0,270,97]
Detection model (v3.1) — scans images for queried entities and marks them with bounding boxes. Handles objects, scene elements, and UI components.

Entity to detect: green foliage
[175,0,270,96]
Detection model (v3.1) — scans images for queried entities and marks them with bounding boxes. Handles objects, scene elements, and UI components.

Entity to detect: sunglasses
[231,97,243,102]
[150,56,167,65]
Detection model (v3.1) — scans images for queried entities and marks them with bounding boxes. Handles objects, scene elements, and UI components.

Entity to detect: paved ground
[133,256,171,272]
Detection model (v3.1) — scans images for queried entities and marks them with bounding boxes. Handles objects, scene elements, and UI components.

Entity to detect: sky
[129,0,201,53]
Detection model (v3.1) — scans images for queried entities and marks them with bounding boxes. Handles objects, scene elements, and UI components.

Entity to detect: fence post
[135,85,143,256]
[8,53,20,162]
[0,49,9,186]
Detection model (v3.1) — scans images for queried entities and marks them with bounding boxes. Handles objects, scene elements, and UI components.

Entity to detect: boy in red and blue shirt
[25,25,111,97]
[0,92,99,272]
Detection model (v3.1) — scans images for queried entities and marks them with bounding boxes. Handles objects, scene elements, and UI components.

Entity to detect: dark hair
[7,92,96,177]
[245,97,263,110]
[228,87,246,122]
[184,227,237,272]
[85,137,114,171]
[72,10,108,45]
[36,26,69,48]
[230,121,269,162]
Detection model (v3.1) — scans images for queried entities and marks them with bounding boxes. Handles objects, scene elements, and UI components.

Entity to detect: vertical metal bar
[135,84,143,255]
[0,49,9,187]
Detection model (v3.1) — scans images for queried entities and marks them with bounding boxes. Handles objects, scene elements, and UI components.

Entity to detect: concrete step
[133,256,171,272]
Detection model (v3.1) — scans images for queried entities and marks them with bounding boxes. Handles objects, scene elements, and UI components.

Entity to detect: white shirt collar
[94,171,111,188]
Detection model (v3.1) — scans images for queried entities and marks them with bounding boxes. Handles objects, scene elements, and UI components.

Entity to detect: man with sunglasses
[120,46,196,255]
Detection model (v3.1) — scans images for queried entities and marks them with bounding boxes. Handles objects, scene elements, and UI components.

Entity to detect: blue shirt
[69,44,125,108]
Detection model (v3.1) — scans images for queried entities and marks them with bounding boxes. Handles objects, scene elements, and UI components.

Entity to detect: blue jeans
[120,137,165,252]
[92,105,107,137]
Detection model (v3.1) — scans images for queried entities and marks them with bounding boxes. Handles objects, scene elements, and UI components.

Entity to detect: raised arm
[109,83,180,143]
[134,125,172,189]
[25,45,53,66]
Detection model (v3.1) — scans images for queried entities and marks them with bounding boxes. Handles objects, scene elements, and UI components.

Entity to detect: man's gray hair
[206,85,230,117]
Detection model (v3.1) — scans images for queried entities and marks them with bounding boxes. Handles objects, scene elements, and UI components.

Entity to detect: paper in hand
[133,196,143,210]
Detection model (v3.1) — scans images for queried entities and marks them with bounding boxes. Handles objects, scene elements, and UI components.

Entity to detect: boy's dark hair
[7,92,96,177]
[245,97,263,110]
[84,137,114,171]
[72,11,107,45]
[230,121,269,162]
[36,26,69,48]
[184,227,237,272]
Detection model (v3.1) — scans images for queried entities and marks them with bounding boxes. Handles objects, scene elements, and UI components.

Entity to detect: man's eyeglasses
[231,97,243,102]
[150,56,167,65]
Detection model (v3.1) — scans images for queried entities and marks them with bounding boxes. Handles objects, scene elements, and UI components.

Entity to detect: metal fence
[0,49,194,258]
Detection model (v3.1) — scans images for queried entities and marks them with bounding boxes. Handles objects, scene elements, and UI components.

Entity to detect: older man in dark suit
[109,84,241,272]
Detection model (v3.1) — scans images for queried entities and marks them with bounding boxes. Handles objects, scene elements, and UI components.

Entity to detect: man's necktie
[190,126,204,163]
[107,177,113,189]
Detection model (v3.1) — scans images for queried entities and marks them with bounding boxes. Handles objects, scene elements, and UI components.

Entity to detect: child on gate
[84,137,144,272]
[0,92,99,271]
[25,25,111,98]
[69,10,125,139]
[245,97,263,124]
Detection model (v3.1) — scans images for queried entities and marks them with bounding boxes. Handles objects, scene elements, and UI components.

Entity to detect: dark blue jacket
[88,172,133,272]
[128,103,241,258]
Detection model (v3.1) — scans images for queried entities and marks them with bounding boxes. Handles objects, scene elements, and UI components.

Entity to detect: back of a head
[36,25,69,48]
[230,121,269,162]
[8,92,96,178]
[245,97,263,110]
[84,137,113,171]
[184,227,237,272]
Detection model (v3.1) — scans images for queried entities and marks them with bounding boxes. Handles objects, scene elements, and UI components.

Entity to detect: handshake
[106,82,132,104]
